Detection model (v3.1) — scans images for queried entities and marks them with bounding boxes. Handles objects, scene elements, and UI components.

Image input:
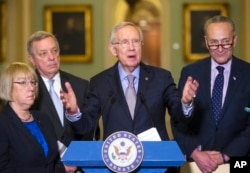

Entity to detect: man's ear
[108,44,117,57]
[28,55,35,65]
[233,35,238,48]
[204,36,209,49]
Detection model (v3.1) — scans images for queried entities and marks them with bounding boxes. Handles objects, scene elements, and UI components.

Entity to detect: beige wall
[1,0,249,81]
[1,1,249,171]
[1,0,249,139]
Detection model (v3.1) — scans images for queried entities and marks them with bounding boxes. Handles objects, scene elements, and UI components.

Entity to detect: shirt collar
[41,72,61,89]
[118,62,140,81]
[211,58,232,72]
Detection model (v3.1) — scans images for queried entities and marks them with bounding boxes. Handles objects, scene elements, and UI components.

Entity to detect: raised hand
[60,82,79,115]
[182,76,199,105]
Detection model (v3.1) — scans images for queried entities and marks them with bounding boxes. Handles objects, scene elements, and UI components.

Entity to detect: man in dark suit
[173,15,250,173]
[27,31,94,173]
[60,22,197,173]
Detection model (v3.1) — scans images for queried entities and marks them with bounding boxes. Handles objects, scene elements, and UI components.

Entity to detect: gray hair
[109,21,144,43]
[204,15,235,35]
[27,31,60,56]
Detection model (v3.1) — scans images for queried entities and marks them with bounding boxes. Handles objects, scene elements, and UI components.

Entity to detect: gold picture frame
[183,3,229,61]
[44,5,92,63]
[0,2,6,62]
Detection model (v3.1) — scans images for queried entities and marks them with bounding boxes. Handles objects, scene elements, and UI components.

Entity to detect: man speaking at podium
[60,22,198,173]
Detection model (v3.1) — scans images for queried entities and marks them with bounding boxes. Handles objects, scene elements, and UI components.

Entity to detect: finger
[207,151,220,155]
[64,81,73,93]
[186,76,194,84]
[192,80,199,88]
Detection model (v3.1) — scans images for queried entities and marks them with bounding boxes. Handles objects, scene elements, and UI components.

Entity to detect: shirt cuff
[182,102,193,117]
[65,108,82,122]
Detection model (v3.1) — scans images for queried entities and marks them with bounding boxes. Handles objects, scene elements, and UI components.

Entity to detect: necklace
[19,113,32,122]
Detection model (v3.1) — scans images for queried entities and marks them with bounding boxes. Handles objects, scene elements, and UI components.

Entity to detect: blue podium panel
[62,141,186,173]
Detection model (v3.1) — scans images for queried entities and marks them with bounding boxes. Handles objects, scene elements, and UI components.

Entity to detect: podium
[62,141,186,173]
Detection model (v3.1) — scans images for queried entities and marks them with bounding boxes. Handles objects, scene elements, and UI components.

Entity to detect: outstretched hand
[182,76,199,105]
[60,82,78,115]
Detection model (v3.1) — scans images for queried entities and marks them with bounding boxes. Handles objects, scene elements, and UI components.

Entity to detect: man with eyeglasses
[173,15,250,173]
[60,21,198,173]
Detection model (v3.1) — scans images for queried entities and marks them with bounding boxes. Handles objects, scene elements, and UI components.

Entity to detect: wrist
[190,147,201,160]
[67,106,79,115]
[182,99,193,106]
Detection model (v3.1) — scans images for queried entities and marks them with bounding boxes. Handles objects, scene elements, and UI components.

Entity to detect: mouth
[48,63,57,67]
[127,55,136,59]
[27,94,35,99]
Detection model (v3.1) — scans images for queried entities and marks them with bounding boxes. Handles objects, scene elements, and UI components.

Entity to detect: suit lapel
[134,63,151,118]
[194,58,215,123]
[106,64,131,117]
[33,112,54,160]
[4,104,45,156]
[221,58,243,119]
[36,71,63,132]
[198,59,212,113]
[106,63,153,120]
[204,62,213,115]
[60,71,70,128]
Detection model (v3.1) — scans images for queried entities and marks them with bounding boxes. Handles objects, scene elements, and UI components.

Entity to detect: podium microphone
[93,91,115,141]
[139,92,155,127]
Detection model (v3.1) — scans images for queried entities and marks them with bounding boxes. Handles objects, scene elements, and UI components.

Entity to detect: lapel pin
[145,77,149,80]
[233,76,236,80]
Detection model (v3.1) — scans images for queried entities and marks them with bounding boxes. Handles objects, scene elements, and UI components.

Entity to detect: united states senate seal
[102,131,144,173]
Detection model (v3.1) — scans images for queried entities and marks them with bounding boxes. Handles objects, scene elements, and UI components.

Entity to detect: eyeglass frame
[206,37,235,50]
[207,43,234,50]
[112,39,143,48]
[13,80,38,87]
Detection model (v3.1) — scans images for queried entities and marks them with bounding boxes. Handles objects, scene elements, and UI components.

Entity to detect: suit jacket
[173,56,250,159]
[71,62,184,140]
[0,103,65,173]
[32,70,92,147]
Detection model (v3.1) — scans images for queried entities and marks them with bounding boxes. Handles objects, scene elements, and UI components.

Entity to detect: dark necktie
[125,75,136,119]
[49,79,64,126]
[211,66,224,124]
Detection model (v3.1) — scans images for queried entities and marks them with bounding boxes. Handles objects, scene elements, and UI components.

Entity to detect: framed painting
[183,3,229,61]
[0,1,6,62]
[44,5,92,63]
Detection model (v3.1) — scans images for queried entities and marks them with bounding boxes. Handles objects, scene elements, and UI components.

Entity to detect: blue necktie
[211,66,224,124]
[49,80,64,126]
[125,75,136,119]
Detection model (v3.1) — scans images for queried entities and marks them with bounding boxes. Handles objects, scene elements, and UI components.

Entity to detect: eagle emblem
[102,131,144,173]
[112,142,132,160]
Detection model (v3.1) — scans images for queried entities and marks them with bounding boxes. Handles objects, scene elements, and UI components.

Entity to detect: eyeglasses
[112,39,142,48]
[13,80,38,87]
[207,43,233,50]
[207,37,234,50]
